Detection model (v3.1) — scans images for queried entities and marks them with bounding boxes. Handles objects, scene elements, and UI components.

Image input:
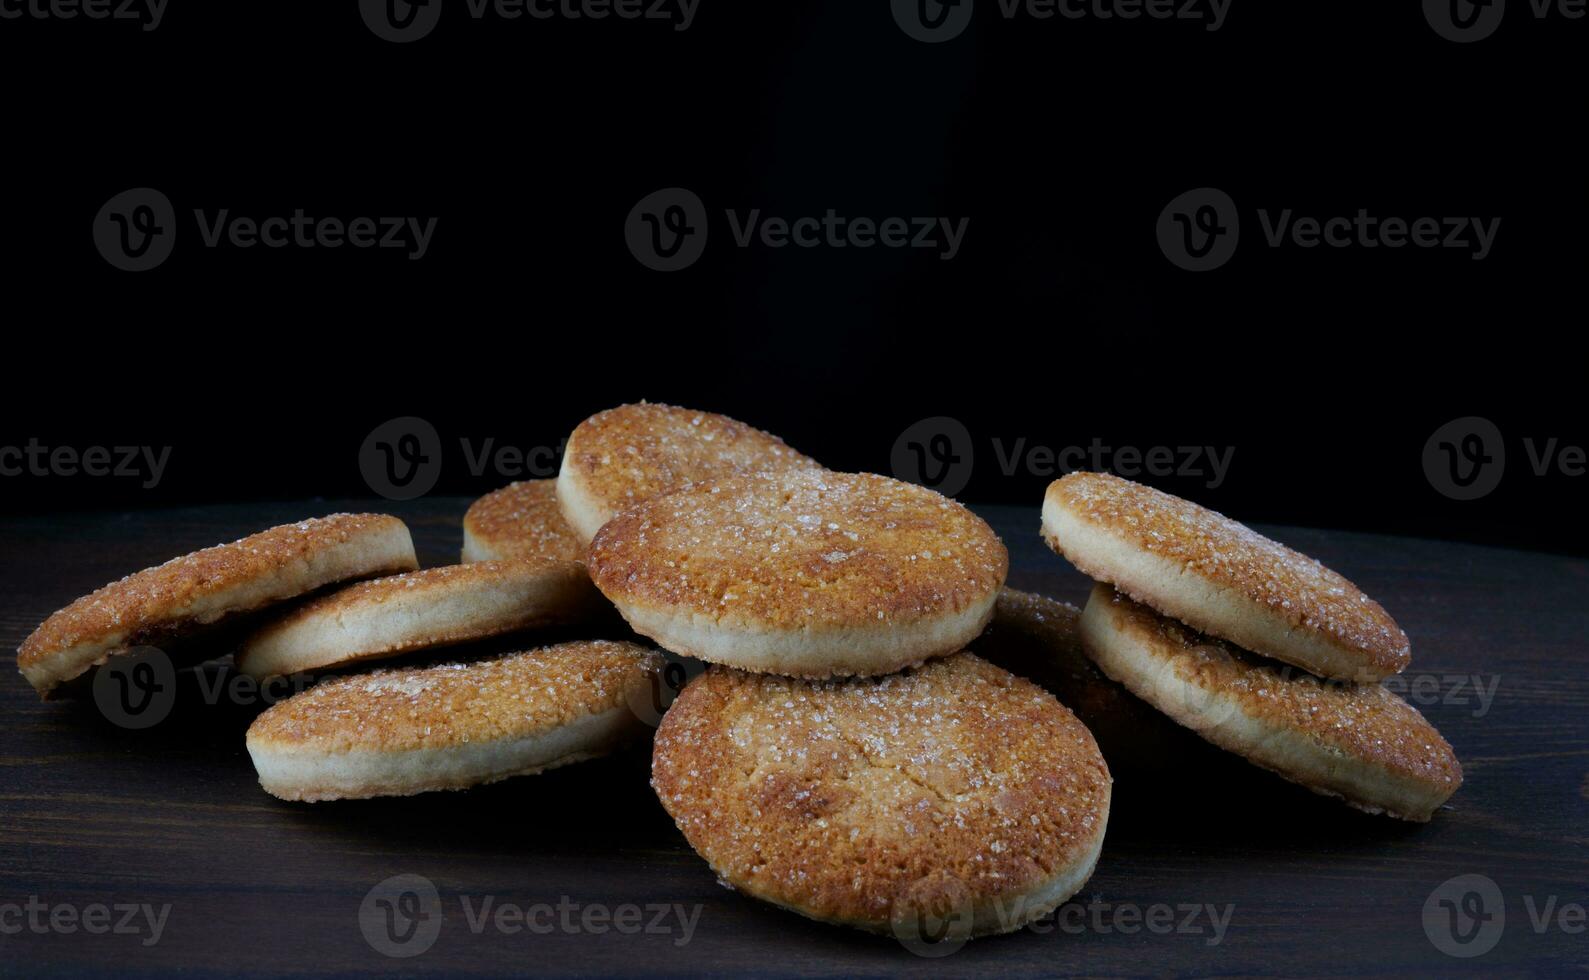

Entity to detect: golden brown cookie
[1042,471,1409,681]
[246,640,663,801]
[17,514,417,698]
[556,403,820,544]
[589,470,1008,677]
[1078,583,1461,821]
[235,558,602,680]
[461,480,584,564]
[651,653,1112,938]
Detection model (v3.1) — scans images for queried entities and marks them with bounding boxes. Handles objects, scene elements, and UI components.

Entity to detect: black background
[1,0,1583,554]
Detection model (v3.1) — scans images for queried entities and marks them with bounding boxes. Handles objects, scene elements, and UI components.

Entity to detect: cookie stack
[16,514,662,803]
[561,404,1113,941]
[1040,471,1462,822]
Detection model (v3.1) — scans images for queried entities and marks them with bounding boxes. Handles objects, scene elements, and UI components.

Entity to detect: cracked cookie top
[650,652,1111,927]
[589,470,1008,630]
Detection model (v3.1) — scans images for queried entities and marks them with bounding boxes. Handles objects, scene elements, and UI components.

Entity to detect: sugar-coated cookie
[1043,472,1409,681]
[246,640,663,801]
[652,653,1112,938]
[1079,584,1460,821]
[17,514,417,697]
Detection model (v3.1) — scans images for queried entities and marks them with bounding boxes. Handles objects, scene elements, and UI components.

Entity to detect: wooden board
[2,499,1585,977]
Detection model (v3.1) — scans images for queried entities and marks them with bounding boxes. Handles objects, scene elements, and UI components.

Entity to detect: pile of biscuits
[14,403,1461,945]
[1040,472,1462,823]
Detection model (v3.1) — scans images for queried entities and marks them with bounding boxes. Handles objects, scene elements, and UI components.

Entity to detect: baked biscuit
[246,640,663,801]
[977,588,1189,774]
[651,654,1112,938]
[589,470,1008,677]
[17,514,417,698]
[1042,472,1409,682]
[236,558,601,680]
[461,480,584,564]
[556,403,819,544]
[1078,584,1461,821]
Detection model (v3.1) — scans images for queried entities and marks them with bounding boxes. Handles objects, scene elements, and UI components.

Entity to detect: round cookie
[246,640,663,801]
[652,653,1112,939]
[976,588,1191,774]
[1078,583,1461,822]
[589,470,1009,677]
[236,558,601,680]
[462,480,584,564]
[556,403,820,544]
[17,514,417,698]
[1042,471,1409,682]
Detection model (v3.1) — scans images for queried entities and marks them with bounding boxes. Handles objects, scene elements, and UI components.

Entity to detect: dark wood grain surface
[2,499,1585,978]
